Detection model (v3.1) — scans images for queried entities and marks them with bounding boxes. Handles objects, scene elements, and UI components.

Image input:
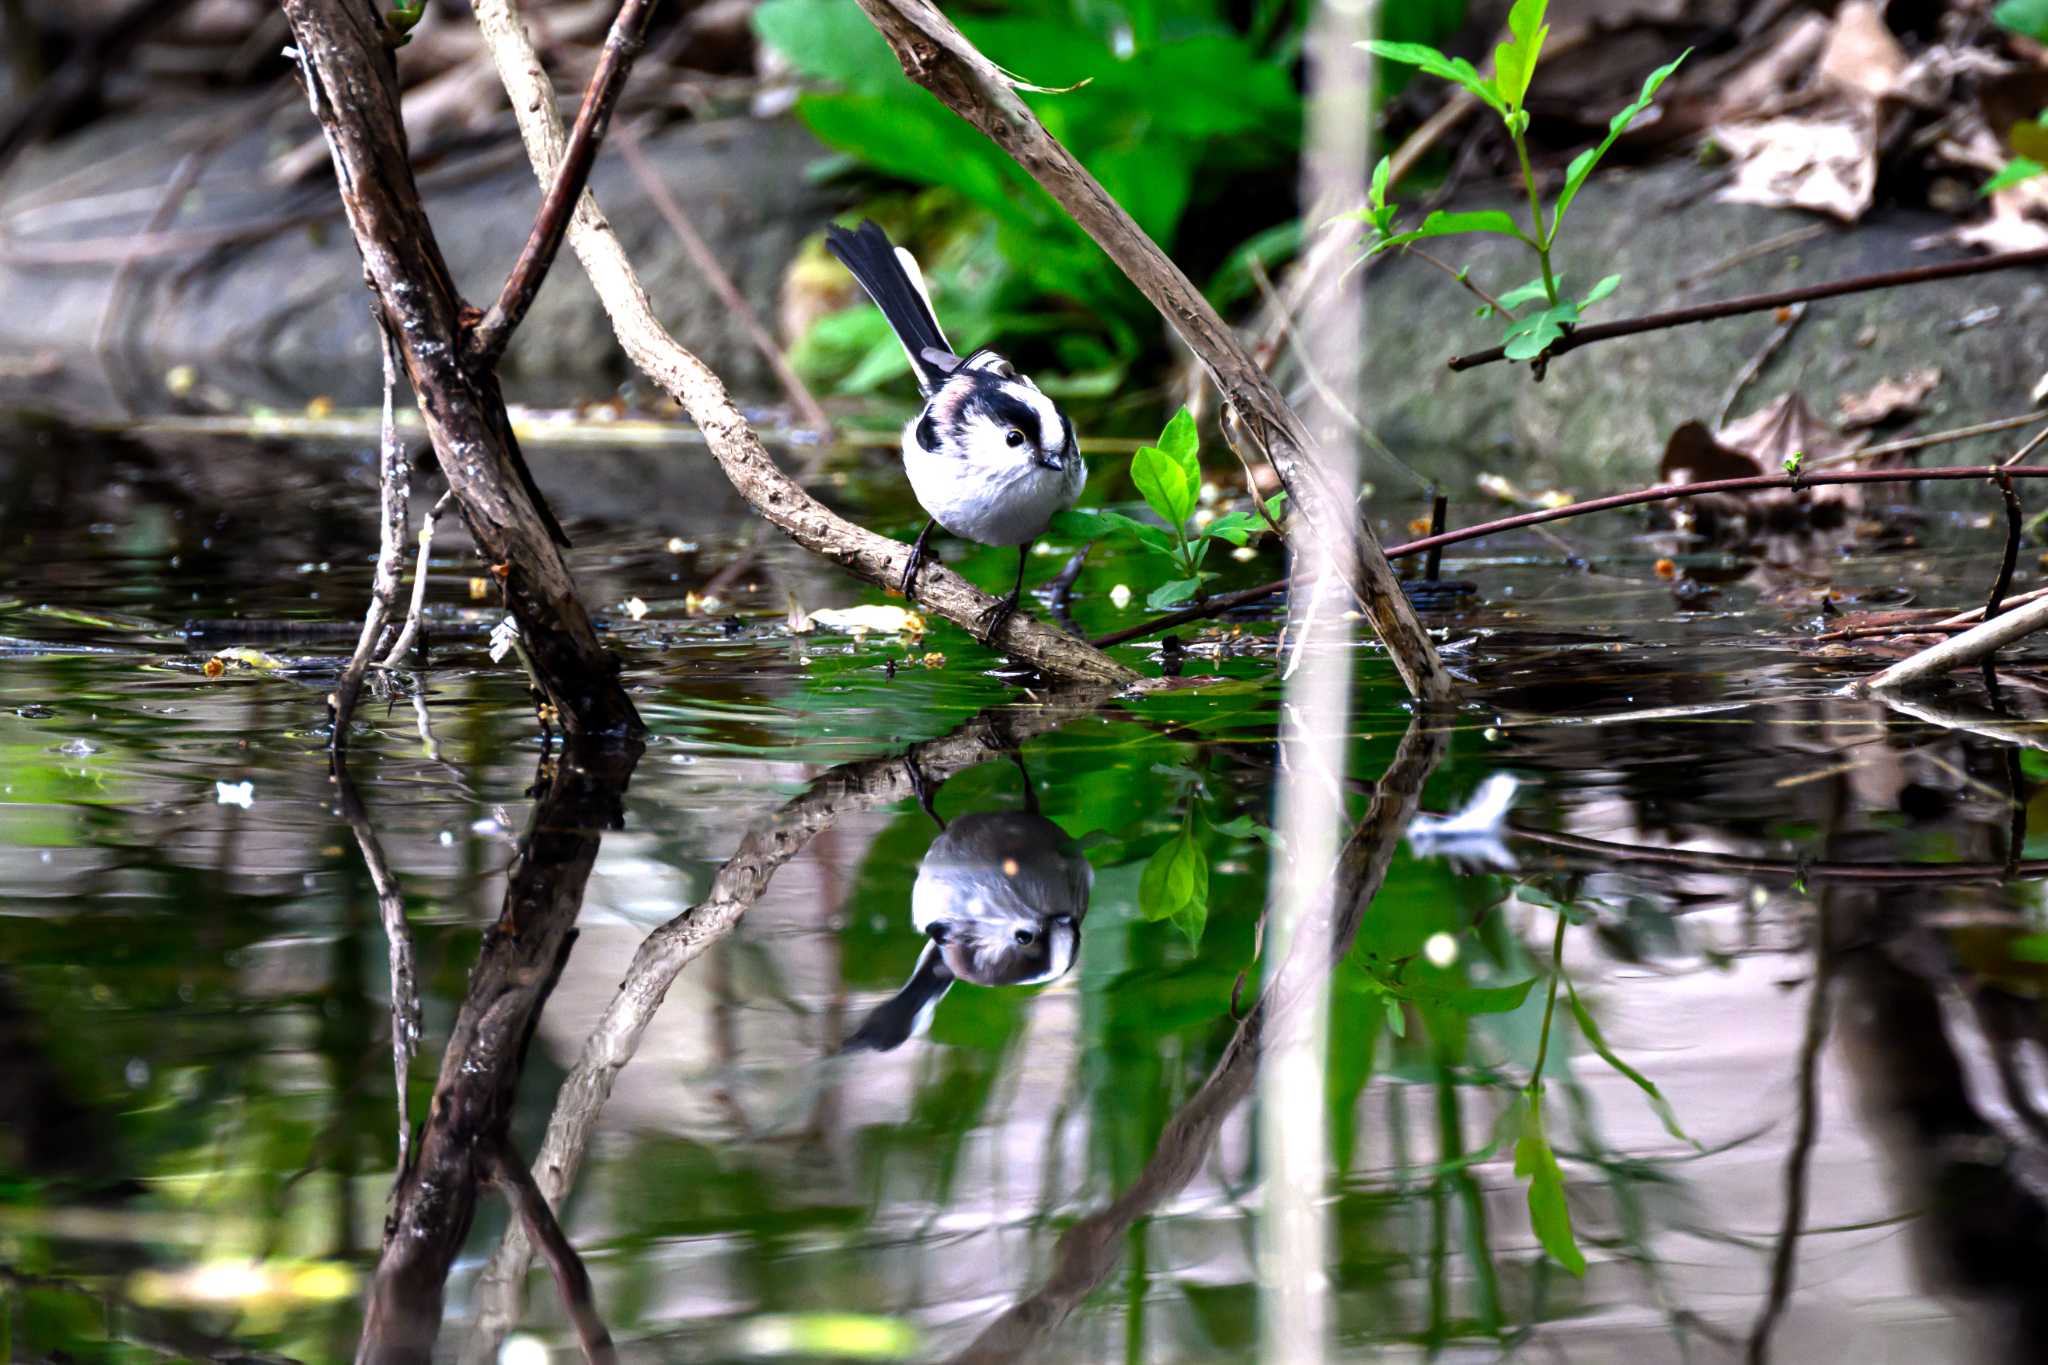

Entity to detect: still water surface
[3,428,2047,1363]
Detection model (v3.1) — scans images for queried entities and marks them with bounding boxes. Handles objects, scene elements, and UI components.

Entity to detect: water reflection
[352,738,638,1365]
[844,761,1092,1054]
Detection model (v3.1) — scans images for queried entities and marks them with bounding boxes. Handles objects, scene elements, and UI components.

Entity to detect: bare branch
[468,0,659,367]
[850,0,1452,703]
[469,0,1134,685]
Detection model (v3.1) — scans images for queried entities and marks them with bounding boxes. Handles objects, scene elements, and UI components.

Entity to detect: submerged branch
[464,692,1124,1359]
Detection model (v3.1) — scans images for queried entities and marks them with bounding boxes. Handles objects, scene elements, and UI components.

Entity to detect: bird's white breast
[901,417,1084,546]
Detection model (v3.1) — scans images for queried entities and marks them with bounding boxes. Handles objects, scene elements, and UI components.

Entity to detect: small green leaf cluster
[1052,408,1285,610]
[1354,0,1687,366]
[385,0,427,46]
[1133,773,1276,951]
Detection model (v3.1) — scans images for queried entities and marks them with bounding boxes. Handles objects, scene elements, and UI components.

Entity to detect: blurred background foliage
[758,0,1467,397]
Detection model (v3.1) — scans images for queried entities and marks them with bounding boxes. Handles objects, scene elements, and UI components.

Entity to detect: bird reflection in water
[842,755,1093,1053]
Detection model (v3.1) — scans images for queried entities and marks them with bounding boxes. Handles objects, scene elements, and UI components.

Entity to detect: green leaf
[1401,976,1539,1015]
[1501,300,1579,362]
[1145,578,1204,609]
[1563,977,1695,1145]
[1369,153,1391,211]
[1368,209,1530,256]
[1201,510,1264,546]
[1131,445,1195,527]
[1139,822,1210,948]
[1550,50,1690,238]
[1360,40,1505,114]
[1385,998,1407,1037]
[1514,1096,1586,1275]
[1984,156,2047,195]
[1496,276,1553,311]
[1156,407,1201,493]
[1494,0,1550,112]
[1578,273,1621,309]
[1995,0,2048,40]
[1211,813,1280,847]
[1049,507,1178,557]
[754,0,904,97]
[1263,493,1289,521]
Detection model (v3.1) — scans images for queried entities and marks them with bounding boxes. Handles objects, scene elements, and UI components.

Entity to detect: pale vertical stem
[1258,1,1373,1359]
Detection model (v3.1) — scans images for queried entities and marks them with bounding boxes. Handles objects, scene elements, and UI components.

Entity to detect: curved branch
[469,0,1134,686]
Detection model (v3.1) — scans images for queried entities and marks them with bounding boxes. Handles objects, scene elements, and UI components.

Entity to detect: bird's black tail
[839,942,954,1054]
[824,220,953,394]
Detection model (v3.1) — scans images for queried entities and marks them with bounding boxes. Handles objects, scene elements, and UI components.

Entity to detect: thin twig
[329,331,412,749]
[1985,473,2022,624]
[1409,245,1515,318]
[379,489,453,667]
[612,121,833,435]
[485,1141,617,1365]
[1715,302,1806,428]
[467,0,658,368]
[1862,589,2048,692]
[1671,224,1829,293]
[1448,246,2048,371]
[1806,409,2048,471]
[2001,422,2048,469]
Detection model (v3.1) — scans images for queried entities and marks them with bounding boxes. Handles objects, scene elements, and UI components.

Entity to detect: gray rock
[1354,161,2048,484]
[0,100,837,413]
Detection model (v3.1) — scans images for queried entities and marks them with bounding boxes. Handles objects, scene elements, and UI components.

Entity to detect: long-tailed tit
[824,220,1085,644]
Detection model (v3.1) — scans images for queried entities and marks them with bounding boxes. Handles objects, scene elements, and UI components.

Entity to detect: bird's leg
[976,544,1031,647]
[899,520,936,600]
[903,751,945,830]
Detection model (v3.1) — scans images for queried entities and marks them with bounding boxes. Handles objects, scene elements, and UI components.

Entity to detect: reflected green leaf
[1564,976,1695,1146]
[1513,1094,1585,1275]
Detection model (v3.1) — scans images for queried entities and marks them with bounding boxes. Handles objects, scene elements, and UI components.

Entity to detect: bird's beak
[1033,448,1066,472]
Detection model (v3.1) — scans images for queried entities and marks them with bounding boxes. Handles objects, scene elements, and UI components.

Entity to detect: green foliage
[759,0,1304,390]
[1564,976,1695,1146]
[384,0,427,45]
[1051,407,1286,611]
[1357,0,1688,367]
[1995,0,2048,41]
[1512,1093,1586,1275]
[1139,811,1211,948]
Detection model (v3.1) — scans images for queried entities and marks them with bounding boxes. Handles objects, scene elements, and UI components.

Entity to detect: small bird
[841,807,1093,1054]
[824,220,1085,644]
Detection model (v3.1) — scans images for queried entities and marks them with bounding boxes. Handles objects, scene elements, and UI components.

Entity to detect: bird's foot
[976,590,1022,647]
[899,522,936,600]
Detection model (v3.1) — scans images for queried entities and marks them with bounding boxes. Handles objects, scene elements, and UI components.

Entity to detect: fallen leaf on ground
[785,593,814,634]
[1710,1,1907,223]
[1836,368,1941,429]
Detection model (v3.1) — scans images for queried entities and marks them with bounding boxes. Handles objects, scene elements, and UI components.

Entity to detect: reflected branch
[465,688,1126,1360]
[484,1139,616,1365]
[356,740,641,1365]
[953,714,1448,1364]
[331,757,422,1168]
[1745,892,1836,1365]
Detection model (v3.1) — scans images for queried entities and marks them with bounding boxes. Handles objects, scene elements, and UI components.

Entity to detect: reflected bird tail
[840,942,954,1054]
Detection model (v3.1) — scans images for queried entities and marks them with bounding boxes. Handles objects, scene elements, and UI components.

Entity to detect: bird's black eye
[1013,929,1035,945]
[1004,429,1026,448]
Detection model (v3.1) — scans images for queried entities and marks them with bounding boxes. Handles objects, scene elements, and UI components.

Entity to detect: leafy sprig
[1354,0,1687,366]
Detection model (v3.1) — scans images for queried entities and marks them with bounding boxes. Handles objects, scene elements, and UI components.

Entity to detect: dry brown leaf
[1720,392,1861,466]
[1710,1,1909,223]
[1836,368,1941,430]
[1713,107,1879,221]
[1816,0,1907,103]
